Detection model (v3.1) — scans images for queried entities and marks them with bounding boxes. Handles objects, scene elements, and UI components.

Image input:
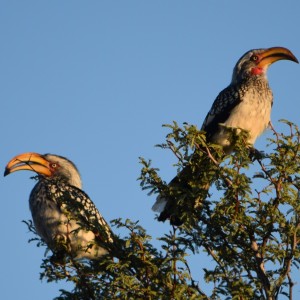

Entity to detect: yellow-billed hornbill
[4,153,113,260]
[153,46,298,225]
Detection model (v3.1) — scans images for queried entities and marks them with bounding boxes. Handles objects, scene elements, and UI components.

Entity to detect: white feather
[152,195,167,213]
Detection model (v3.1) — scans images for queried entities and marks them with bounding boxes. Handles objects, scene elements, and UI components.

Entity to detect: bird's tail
[153,150,218,226]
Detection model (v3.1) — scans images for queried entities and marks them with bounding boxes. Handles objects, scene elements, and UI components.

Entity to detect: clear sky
[1,1,300,299]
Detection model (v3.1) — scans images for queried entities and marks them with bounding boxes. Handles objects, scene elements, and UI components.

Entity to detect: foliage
[25,120,300,299]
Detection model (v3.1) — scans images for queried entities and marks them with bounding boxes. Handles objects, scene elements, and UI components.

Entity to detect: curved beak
[257,47,298,68]
[4,152,52,177]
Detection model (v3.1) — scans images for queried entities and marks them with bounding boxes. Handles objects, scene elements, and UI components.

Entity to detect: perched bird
[4,152,113,260]
[153,46,298,225]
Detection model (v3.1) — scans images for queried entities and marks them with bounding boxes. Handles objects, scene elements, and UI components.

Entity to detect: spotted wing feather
[201,84,243,141]
[46,179,113,243]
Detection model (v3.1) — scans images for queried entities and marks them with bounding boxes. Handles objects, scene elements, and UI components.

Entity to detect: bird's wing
[48,180,114,243]
[201,84,242,140]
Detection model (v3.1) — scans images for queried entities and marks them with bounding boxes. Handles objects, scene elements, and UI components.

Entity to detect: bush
[25,120,300,299]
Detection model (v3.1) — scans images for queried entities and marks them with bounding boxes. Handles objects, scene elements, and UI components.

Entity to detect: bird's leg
[50,250,67,265]
[248,147,265,162]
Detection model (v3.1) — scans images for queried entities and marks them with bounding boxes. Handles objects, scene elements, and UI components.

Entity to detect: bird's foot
[50,251,67,265]
[248,147,266,161]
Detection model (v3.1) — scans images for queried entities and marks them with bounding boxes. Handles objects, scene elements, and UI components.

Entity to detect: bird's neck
[39,175,82,189]
[234,75,270,92]
[232,72,268,86]
[234,76,273,105]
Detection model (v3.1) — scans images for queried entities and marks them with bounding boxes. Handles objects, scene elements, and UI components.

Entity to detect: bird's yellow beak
[257,47,298,68]
[4,152,52,177]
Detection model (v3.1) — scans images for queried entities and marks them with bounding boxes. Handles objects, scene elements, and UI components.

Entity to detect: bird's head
[232,47,298,84]
[4,152,82,189]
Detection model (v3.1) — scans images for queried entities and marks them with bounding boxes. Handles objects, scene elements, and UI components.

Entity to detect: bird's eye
[251,55,259,61]
[50,163,57,169]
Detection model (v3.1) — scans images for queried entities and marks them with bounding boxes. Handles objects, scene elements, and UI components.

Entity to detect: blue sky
[1,1,300,299]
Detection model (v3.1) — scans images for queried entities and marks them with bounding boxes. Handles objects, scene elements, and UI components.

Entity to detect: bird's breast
[212,85,273,147]
[29,182,73,245]
[29,181,99,258]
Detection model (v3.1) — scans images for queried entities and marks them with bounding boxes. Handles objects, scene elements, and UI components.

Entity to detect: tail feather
[152,195,167,213]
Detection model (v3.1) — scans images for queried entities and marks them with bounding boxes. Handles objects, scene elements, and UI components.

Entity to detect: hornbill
[4,152,113,260]
[152,46,298,225]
